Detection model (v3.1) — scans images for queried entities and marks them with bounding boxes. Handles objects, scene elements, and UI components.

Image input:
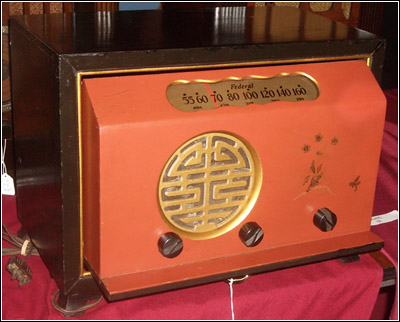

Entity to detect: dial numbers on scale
[166,73,319,112]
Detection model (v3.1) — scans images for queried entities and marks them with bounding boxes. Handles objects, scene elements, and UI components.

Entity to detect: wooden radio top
[9,6,380,55]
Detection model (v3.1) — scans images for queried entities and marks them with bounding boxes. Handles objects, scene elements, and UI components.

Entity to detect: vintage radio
[9,6,386,315]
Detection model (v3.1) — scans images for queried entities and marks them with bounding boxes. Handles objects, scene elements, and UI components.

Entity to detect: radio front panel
[80,60,385,299]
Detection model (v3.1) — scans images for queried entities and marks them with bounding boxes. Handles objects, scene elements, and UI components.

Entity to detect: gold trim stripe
[77,72,83,276]
[78,55,371,78]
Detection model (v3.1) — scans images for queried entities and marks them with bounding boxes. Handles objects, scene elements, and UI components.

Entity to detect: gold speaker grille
[158,132,262,240]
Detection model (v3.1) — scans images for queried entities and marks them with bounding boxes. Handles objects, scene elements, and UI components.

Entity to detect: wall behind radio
[119,2,161,11]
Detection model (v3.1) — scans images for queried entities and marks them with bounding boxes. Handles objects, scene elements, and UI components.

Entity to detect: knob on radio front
[239,222,264,247]
[313,208,337,232]
[158,232,183,258]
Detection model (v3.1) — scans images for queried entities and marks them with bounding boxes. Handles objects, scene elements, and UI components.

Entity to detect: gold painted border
[76,55,371,276]
[77,55,371,79]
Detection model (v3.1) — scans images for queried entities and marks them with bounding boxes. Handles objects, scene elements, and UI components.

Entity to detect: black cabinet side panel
[9,21,66,291]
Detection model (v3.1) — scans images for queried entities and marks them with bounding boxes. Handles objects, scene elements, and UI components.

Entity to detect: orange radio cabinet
[10,6,387,315]
[81,60,385,300]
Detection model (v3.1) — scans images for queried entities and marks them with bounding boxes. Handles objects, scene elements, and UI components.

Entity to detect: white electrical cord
[228,278,235,320]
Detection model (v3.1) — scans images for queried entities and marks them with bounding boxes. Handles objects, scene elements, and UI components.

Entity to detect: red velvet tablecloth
[2,89,398,320]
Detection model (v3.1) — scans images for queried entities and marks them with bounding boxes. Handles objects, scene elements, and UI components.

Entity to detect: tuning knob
[158,232,183,258]
[313,208,337,232]
[239,222,264,247]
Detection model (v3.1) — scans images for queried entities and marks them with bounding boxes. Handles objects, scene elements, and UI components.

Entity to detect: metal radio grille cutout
[158,132,262,240]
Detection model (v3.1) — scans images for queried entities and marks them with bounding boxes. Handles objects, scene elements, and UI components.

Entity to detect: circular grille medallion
[158,132,262,240]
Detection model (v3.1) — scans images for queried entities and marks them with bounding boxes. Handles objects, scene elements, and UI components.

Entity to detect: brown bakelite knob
[239,222,264,247]
[158,232,183,258]
[313,208,337,232]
